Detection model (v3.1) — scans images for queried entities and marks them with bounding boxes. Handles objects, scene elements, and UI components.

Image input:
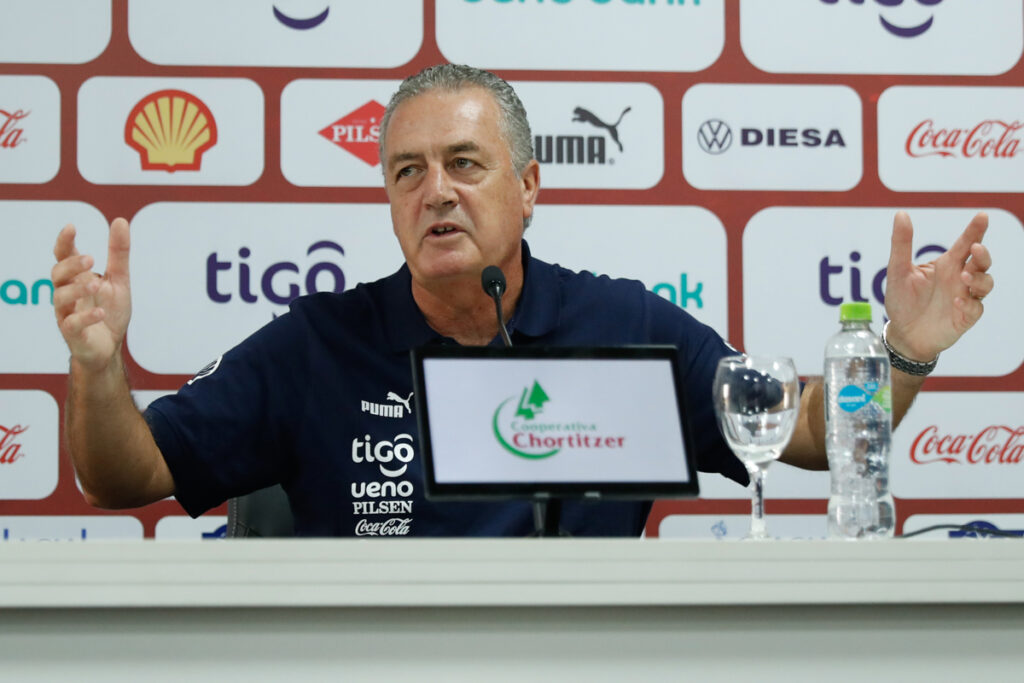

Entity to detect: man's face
[382,86,539,288]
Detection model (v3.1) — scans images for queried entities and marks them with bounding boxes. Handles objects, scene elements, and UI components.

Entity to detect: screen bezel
[410,345,701,501]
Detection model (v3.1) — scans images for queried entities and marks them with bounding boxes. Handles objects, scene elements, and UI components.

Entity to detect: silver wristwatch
[882,321,938,376]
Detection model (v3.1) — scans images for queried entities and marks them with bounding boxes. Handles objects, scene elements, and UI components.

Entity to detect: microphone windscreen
[481,265,506,297]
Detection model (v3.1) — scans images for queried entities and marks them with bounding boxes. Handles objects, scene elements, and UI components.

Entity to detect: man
[51,65,993,536]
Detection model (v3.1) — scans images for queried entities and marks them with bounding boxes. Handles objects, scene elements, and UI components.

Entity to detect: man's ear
[520,159,540,223]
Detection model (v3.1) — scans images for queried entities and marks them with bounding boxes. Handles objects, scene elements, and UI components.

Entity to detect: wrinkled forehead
[384,86,508,155]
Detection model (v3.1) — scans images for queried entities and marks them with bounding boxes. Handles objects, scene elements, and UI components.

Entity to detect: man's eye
[453,158,474,169]
[397,166,415,178]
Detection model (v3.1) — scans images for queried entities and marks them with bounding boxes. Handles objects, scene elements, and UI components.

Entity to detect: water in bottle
[824,302,894,539]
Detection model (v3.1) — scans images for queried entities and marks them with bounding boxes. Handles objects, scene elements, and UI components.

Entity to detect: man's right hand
[52,217,132,371]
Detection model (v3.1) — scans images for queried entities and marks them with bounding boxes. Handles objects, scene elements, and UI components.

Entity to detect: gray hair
[378,64,534,176]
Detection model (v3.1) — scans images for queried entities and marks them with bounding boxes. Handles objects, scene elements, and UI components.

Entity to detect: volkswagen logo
[697,119,733,154]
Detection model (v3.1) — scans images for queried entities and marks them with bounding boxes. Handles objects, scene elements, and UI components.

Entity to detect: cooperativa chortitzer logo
[492,380,625,460]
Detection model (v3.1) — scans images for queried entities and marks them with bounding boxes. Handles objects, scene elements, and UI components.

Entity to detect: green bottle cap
[839,302,872,322]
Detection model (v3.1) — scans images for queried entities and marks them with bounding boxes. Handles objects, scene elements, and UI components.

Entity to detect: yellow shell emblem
[125,89,217,172]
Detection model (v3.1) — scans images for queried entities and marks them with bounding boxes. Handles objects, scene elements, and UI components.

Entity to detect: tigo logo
[741,0,1022,75]
[125,90,217,173]
[273,5,330,30]
[819,0,944,38]
[318,100,385,166]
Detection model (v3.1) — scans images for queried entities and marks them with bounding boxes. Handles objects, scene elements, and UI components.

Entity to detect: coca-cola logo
[0,424,28,464]
[354,517,411,537]
[910,425,1024,465]
[905,119,1023,159]
[0,109,29,148]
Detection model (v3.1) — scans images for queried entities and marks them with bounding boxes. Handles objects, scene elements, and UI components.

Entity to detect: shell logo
[124,90,217,172]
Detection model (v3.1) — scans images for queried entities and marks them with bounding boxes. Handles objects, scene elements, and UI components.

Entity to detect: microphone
[481,265,512,347]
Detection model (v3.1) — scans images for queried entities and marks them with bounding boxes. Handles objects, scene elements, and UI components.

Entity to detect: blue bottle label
[837,383,875,413]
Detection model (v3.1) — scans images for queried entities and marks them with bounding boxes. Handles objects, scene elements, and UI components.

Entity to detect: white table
[1,539,1021,681]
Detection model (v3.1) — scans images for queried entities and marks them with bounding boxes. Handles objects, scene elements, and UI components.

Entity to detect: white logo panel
[437,0,723,72]
[879,86,1024,193]
[0,0,110,64]
[524,205,727,339]
[0,201,110,373]
[155,515,228,540]
[743,207,1024,377]
[0,76,60,183]
[740,0,1023,75]
[281,79,398,187]
[77,77,264,186]
[515,82,663,190]
[658,513,826,540]
[0,391,58,501]
[683,84,862,191]
[128,202,403,375]
[892,393,1024,500]
[128,1,421,68]
[0,516,142,541]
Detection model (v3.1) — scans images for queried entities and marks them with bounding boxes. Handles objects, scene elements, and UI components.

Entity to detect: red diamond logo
[318,100,386,167]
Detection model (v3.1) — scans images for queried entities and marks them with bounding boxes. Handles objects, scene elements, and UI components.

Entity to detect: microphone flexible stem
[493,294,512,348]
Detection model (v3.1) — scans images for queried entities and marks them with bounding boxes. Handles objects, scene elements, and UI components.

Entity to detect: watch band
[882,321,938,376]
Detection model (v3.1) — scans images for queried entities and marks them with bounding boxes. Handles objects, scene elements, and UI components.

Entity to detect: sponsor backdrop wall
[0,0,1021,541]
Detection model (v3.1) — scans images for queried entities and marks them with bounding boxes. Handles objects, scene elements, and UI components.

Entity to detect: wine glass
[712,355,801,540]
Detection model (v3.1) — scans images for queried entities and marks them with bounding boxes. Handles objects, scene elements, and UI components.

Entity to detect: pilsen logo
[910,425,1024,465]
[905,119,1022,159]
[492,380,625,459]
[0,424,28,464]
[125,90,218,172]
[0,109,29,149]
[319,100,386,166]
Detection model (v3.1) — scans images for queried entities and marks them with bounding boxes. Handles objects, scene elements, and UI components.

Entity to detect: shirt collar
[381,240,561,352]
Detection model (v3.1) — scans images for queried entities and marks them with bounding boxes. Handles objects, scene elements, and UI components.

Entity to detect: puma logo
[387,391,413,414]
[361,391,413,418]
[572,106,632,153]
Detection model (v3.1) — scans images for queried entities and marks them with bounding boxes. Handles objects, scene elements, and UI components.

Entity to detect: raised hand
[884,211,992,362]
[51,217,133,371]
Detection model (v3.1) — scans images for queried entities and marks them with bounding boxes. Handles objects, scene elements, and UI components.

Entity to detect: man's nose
[424,165,457,210]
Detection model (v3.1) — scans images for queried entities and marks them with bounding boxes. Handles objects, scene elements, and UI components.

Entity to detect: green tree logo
[493,380,559,459]
[515,380,550,420]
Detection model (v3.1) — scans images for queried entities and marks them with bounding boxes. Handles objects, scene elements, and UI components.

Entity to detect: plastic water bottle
[824,302,894,539]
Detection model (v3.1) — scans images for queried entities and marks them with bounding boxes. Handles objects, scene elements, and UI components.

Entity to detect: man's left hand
[883,210,992,362]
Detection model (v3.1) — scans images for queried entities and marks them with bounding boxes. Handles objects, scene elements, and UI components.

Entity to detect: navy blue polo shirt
[145,243,745,537]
